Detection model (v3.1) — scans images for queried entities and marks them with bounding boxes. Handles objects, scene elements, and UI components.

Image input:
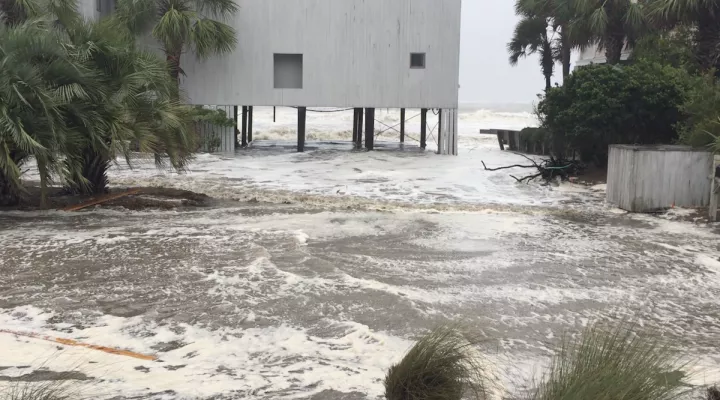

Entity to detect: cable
[289,106,354,113]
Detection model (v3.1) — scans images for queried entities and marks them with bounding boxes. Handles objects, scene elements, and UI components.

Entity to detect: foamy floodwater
[2,107,720,399]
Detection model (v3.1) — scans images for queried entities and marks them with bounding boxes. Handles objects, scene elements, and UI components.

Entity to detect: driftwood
[61,188,140,211]
[483,153,584,184]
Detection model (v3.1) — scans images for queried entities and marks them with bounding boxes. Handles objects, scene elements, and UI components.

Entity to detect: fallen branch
[61,188,140,212]
[484,155,585,184]
[482,161,536,171]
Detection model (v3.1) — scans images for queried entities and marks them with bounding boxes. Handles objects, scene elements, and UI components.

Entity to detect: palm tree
[508,14,556,90]
[574,0,647,65]
[62,17,195,194]
[0,16,94,205]
[114,0,238,84]
[652,0,720,71]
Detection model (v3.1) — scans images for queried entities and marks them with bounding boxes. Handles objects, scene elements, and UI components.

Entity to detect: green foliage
[0,0,197,203]
[532,322,689,400]
[631,26,696,72]
[190,106,235,127]
[113,0,238,81]
[384,325,493,400]
[519,127,551,155]
[676,74,720,151]
[538,62,688,165]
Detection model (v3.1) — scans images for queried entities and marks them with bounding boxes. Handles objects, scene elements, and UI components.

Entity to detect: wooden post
[710,156,720,221]
[241,106,248,147]
[356,108,364,148]
[233,106,240,146]
[497,132,505,150]
[365,108,375,150]
[352,108,359,144]
[437,109,443,154]
[420,108,427,149]
[297,107,306,152]
[400,108,406,143]
[248,106,253,143]
[273,106,276,123]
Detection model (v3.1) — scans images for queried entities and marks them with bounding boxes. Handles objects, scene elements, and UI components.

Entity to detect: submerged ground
[1,108,719,399]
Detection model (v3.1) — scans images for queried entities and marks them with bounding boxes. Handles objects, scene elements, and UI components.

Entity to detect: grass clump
[531,323,689,400]
[384,325,493,400]
[1,381,71,400]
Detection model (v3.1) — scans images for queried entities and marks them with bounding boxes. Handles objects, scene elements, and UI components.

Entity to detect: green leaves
[538,62,688,165]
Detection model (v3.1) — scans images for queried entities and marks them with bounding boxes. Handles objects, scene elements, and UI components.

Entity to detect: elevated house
[78,0,463,155]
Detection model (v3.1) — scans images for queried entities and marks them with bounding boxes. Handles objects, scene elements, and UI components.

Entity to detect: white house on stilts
[78,0,463,155]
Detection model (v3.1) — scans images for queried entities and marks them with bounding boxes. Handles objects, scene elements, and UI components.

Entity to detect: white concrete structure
[575,44,631,68]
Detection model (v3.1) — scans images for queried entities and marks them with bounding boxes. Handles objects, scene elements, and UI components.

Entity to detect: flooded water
[1,107,720,399]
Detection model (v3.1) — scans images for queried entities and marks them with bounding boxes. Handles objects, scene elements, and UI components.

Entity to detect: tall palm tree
[114,0,238,84]
[508,14,556,90]
[574,0,647,65]
[652,0,720,71]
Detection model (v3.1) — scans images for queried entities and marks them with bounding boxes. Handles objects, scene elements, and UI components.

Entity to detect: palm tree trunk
[604,34,624,65]
[696,9,720,72]
[166,50,182,85]
[561,32,571,78]
[80,147,110,195]
[0,171,19,206]
[545,73,552,91]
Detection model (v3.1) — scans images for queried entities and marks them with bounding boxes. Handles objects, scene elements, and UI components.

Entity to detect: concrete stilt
[420,108,427,149]
[233,106,240,146]
[437,109,442,154]
[356,108,364,148]
[297,107,306,152]
[248,106,253,143]
[365,108,375,150]
[352,108,359,145]
[241,106,248,147]
[400,108,405,144]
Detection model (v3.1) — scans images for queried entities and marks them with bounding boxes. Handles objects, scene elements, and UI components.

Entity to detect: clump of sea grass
[532,323,689,400]
[706,386,720,400]
[2,380,71,400]
[384,325,494,400]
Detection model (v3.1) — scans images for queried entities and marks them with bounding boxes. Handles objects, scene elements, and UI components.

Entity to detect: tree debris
[483,153,584,184]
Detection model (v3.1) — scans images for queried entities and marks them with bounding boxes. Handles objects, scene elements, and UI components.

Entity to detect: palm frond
[192,0,238,19]
[190,17,236,59]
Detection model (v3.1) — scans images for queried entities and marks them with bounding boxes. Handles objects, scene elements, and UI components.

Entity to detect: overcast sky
[459,1,556,105]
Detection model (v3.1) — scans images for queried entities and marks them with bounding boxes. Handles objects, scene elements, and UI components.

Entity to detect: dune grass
[383,325,493,400]
[530,323,689,400]
[1,381,70,400]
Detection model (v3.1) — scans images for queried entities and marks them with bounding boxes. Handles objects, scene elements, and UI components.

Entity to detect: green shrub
[538,62,688,165]
[519,127,551,155]
[677,73,720,151]
[532,323,689,400]
[384,325,493,400]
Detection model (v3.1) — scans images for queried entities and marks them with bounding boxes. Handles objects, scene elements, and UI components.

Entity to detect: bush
[537,62,688,166]
[384,325,493,400]
[519,127,551,155]
[532,323,689,400]
[677,73,720,151]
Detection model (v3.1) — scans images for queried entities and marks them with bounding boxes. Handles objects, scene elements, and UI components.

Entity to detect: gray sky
[459,1,556,104]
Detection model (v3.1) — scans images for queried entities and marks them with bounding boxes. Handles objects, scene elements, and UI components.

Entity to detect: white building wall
[179,0,462,108]
[575,44,631,67]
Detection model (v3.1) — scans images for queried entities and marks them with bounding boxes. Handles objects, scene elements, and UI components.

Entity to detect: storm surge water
[2,104,720,399]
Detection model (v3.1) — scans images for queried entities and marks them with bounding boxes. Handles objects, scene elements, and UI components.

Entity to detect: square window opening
[274,54,303,89]
[410,53,426,69]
